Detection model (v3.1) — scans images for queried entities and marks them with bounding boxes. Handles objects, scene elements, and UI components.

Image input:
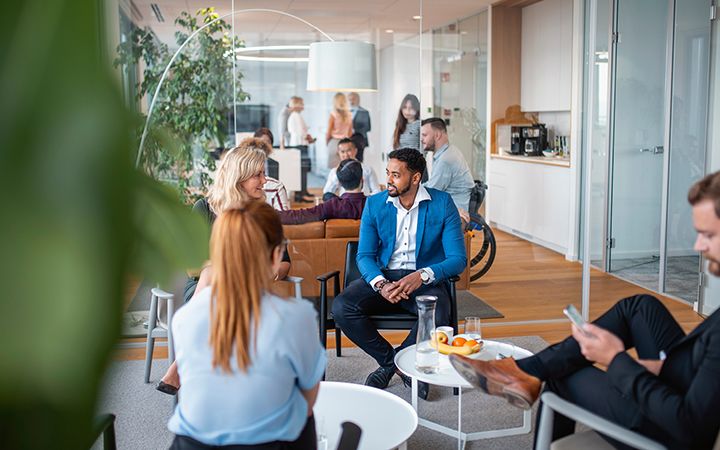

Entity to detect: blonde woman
[168,202,326,448]
[157,138,291,395]
[325,92,353,169]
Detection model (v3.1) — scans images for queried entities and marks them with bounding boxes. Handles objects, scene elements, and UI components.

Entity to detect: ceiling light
[385,29,394,33]
[412,15,422,20]
[233,45,310,62]
[307,41,377,92]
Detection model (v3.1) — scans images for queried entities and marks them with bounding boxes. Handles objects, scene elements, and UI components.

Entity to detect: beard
[387,183,411,198]
[709,260,720,277]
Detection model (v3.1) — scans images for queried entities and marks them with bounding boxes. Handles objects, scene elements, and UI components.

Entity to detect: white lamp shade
[306,41,377,92]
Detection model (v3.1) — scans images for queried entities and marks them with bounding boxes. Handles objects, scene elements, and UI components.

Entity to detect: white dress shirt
[370,185,436,289]
[287,111,308,146]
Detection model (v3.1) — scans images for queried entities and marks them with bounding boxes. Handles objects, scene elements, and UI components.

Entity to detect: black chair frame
[316,241,460,357]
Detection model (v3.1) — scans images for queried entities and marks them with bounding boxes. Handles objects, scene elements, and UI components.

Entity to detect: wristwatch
[419,269,430,284]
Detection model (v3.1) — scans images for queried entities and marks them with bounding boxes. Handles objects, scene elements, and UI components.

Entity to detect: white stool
[144,288,175,383]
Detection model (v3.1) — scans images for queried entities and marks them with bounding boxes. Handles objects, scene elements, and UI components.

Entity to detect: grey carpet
[96,336,547,450]
[456,290,504,320]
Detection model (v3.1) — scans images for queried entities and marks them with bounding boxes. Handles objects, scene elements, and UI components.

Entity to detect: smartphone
[563,304,593,337]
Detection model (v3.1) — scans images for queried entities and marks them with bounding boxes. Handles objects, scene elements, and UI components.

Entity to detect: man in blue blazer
[332,148,466,398]
[450,171,720,449]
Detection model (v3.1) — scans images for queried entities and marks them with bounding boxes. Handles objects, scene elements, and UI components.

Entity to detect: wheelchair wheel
[465,212,497,281]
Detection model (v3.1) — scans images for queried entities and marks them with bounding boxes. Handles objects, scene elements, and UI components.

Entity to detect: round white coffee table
[313,381,418,450]
[394,340,534,450]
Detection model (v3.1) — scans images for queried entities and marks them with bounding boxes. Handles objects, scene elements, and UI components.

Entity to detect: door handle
[639,148,652,153]
[653,145,664,154]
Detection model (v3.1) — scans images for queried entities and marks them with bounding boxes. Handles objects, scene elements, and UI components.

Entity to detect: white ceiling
[126,0,493,49]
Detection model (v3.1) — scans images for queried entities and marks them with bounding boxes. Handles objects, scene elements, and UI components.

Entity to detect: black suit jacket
[608,308,720,448]
[352,107,371,140]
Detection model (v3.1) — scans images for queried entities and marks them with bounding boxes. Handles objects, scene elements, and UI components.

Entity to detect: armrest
[537,393,666,450]
[448,275,460,283]
[316,270,341,283]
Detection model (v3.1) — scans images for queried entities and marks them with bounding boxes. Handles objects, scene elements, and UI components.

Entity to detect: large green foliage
[0,0,207,447]
[115,7,248,202]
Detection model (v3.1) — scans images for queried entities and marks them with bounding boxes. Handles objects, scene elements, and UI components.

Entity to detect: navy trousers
[331,269,451,368]
[517,295,686,448]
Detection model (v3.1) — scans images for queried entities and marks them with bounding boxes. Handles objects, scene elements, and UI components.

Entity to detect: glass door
[663,0,711,302]
[607,0,669,284]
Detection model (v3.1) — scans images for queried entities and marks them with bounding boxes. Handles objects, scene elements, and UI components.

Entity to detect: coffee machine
[510,126,523,154]
[522,124,547,156]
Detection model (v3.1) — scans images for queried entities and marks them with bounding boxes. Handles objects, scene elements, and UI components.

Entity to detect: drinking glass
[464,316,482,340]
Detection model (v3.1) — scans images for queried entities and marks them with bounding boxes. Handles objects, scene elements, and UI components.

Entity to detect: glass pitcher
[415,295,439,374]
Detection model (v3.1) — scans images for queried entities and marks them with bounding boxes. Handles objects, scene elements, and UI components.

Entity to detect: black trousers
[517,295,686,448]
[331,269,451,368]
[169,416,316,450]
[298,145,311,195]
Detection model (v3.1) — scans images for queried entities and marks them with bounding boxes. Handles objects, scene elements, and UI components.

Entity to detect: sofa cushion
[325,219,361,238]
[283,221,325,239]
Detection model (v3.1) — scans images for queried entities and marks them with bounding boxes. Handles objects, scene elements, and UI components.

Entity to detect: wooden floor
[116,229,704,360]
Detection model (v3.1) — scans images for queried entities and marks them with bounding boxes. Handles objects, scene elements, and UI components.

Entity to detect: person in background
[349,92,371,162]
[253,128,290,211]
[279,159,366,225]
[392,94,421,152]
[421,117,474,217]
[326,92,353,169]
[167,202,326,449]
[449,172,720,449]
[276,97,296,147]
[323,138,380,201]
[287,97,315,147]
[331,149,466,401]
[156,139,292,396]
[286,97,315,203]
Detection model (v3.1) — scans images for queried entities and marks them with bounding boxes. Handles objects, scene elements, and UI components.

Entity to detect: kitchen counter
[491,152,570,167]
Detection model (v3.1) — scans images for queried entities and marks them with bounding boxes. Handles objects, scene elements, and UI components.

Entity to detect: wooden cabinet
[520,0,573,112]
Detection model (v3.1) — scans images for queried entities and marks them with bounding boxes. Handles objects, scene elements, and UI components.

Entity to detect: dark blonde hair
[209,202,284,373]
[207,138,269,214]
[688,171,720,218]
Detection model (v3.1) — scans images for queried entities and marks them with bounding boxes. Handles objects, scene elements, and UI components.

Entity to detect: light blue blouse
[167,287,326,445]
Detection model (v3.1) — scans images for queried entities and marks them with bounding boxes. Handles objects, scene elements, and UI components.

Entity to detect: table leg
[411,377,418,411]
[457,385,463,450]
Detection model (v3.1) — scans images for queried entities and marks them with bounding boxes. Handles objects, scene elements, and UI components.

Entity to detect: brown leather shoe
[449,355,541,410]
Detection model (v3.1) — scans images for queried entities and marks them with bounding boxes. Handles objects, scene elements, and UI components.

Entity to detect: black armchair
[316,241,460,356]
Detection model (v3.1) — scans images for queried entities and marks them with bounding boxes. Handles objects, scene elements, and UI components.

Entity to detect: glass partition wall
[584,0,712,307]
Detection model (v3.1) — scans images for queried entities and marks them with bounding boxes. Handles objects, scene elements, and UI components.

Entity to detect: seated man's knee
[331,294,347,325]
[618,294,662,312]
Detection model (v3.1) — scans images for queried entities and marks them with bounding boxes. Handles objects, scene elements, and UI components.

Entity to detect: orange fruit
[452,337,467,347]
[464,339,478,347]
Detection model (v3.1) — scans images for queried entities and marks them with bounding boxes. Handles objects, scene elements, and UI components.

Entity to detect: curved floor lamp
[136,8,377,168]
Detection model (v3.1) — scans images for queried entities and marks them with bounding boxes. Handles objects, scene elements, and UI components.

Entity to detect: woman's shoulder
[263,293,317,321]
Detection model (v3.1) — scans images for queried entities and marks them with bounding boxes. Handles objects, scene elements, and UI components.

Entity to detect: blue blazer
[356,187,466,285]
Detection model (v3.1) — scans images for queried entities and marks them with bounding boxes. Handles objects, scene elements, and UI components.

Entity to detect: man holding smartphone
[449,172,720,449]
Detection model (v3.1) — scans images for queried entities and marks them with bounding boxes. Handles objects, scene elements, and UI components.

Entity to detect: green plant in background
[0,0,208,447]
[115,7,249,203]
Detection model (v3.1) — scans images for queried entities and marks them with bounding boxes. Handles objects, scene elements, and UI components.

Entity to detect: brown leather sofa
[276,219,471,298]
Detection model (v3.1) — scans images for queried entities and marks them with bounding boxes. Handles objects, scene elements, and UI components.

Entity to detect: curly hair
[388,148,426,175]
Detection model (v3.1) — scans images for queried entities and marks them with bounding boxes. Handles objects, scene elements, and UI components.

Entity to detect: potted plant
[115,7,249,203]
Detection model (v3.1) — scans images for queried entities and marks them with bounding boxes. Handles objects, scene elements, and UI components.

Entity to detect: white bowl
[542,150,557,158]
